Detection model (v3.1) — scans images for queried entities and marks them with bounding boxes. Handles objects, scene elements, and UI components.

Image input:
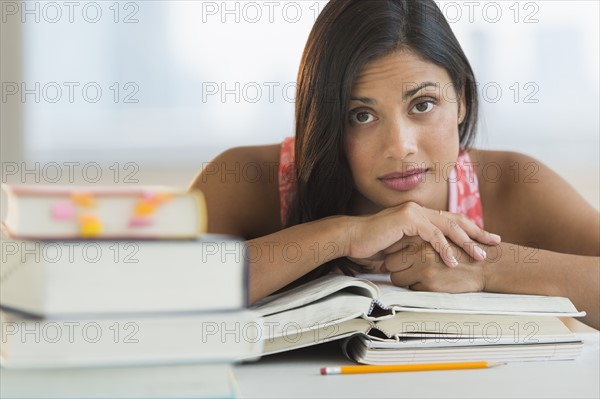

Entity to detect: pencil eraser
[320,367,326,375]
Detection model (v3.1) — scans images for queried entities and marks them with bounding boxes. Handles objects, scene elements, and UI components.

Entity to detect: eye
[349,109,376,125]
[411,100,436,114]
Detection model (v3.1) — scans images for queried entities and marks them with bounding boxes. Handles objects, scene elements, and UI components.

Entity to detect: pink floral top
[278,136,483,228]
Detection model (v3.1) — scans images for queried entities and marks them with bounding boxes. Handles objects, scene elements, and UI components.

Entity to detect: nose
[382,116,418,160]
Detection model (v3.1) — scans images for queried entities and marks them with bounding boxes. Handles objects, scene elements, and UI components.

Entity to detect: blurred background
[1,0,598,210]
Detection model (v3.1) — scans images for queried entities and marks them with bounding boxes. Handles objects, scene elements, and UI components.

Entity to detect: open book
[251,274,584,363]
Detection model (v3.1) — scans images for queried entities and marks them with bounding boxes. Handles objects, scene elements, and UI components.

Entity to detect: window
[11,0,599,173]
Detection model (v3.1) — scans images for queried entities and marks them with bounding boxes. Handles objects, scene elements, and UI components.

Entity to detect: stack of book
[1,184,262,398]
[250,273,585,363]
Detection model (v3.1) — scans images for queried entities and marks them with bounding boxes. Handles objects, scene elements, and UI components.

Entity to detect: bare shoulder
[468,149,599,255]
[468,149,539,201]
[189,144,282,239]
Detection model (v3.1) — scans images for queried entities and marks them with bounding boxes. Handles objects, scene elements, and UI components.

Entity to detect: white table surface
[233,319,600,398]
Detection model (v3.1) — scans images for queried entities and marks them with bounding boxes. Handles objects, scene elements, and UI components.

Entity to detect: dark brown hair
[286,0,479,283]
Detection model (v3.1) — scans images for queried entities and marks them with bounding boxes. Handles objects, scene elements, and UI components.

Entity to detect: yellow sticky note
[71,193,95,208]
[79,215,102,237]
[153,193,173,204]
[135,200,156,216]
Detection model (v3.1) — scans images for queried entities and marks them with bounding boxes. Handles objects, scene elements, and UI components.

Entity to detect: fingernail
[449,256,459,267]
[475,246,487,260]
[490,234,501,242]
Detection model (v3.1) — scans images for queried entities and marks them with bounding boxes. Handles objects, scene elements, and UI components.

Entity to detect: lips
[379,168,428,191]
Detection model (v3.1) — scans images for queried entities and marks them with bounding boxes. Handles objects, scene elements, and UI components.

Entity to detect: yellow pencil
[320,361,505,375]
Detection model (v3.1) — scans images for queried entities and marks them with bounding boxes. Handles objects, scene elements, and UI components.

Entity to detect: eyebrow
[403,82,439,100]
[350,81,439,104]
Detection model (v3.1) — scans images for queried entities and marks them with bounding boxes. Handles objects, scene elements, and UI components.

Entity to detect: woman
[190,0,599,329]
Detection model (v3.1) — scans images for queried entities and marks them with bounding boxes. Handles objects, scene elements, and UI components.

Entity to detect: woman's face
[345,50,464,213]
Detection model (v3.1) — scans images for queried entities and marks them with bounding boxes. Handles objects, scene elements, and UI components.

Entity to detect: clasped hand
[345,202,500,293]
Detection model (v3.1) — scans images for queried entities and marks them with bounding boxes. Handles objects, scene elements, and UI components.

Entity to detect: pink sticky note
[141,191,156,201]
[129,216,153,228]
[51,201,75,221]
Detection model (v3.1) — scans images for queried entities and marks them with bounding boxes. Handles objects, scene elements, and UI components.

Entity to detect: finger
[382,251,414,273]
[390,266,421,288]
[442,217,488,262]
[430,210,491,261]
[431,209,501,246]
[348,250,385,263]
[417,221,458,268]
[408,282,427,291]
[450,213,501,246]
[382,240,413,255]
[347,256,384,272]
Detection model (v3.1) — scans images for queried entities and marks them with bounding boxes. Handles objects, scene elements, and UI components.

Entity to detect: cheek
[345,137,373,182]
[345,141,360,176]
[433,111,461,147]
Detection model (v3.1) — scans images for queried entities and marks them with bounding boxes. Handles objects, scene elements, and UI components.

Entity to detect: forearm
[483,243,600,330]
[246,216,350,304]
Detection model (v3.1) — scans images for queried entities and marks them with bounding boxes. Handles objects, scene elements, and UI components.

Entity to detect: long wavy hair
[285,0,479,284]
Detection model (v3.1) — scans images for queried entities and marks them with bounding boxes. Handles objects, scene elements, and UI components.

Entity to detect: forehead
[352,51,452,93]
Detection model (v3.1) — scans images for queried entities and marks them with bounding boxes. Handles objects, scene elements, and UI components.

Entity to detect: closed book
[343,334,583,364]
[1,236,247,315]
[1,184,206,239]
[0,309,264,368]
[1,363,238,398]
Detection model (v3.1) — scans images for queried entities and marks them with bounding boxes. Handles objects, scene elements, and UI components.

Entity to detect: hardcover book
[1,236,248,315]
[1,184,206,239]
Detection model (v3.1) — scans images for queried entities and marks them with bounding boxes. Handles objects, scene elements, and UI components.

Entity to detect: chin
[386,198,425,208]
[355,186,436,214]
[380,191,437,210]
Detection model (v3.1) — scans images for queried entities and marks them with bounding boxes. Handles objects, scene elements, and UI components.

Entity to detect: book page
[251,274,379,317]
[261,292,372,338]
[347,335,583,364]
[357,274,584,316]
[261,318,373,355]
[372,312,577,343]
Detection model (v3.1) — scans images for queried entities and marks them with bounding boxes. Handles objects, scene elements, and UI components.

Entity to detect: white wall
[1,0,598,208]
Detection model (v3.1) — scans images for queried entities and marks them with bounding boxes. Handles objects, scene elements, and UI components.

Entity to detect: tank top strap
[448,151,484,228]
